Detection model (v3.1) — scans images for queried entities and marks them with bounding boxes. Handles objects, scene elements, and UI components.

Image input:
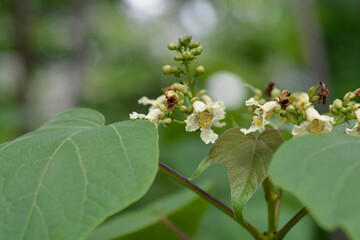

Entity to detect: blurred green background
[0,0,358,239]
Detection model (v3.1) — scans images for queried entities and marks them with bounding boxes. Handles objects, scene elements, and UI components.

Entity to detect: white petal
[200,128,218,144]
[354,109,360,121]
[322,121,333,133]
[129,112,145,120]
[138,96,155,105]
[291,122,309,137]
[245,97,261,107]
[145,108,162,124]
[212,120,226,128]
[212,101,226,121]
[185,114,200,132]
[261,101,278,112]
[305,108,321,122]
[193,101,207,112]
[346,122,360,136]
[200,95,213,105]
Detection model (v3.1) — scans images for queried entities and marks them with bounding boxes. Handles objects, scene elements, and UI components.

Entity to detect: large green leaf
[190,128,284,220]
[0,108,159,240]
[269,133,360,240]
[87,184,210,240]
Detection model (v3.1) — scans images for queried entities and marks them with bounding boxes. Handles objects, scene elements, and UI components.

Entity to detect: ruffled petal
[185,114,200,132]
[200,128,218,144]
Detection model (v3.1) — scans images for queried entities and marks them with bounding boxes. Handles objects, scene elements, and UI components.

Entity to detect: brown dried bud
[165,90,178,111]
[317,81,330,105]
[264,81,275,98]
[278,90,292,110]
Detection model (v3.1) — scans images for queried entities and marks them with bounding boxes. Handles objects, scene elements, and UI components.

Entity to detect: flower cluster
[130,36,226,144]
[240,82,360,137]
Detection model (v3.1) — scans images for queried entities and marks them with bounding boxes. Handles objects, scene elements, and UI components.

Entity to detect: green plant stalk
[273,207,308,240]
[158,162,266,240]
[184,62,196,97]
[263,177,281,238]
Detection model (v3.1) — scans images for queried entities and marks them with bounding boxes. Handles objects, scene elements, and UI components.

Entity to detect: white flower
[240,99,279,135]
[346,109,360,136]
[145,108,163,125]
[295,92,310,109]
[138,95,167,111]
[292,107,334,136]
[185,99,226,144]
[129,112,146,120]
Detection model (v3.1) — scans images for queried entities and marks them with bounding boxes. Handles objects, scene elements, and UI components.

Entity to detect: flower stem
[263,177,282,238]
[272,207,308,240]
[158,162,266,240]
[184,62,196,97]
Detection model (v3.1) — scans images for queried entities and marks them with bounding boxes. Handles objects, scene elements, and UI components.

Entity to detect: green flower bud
[289,94,297,102]
[310,95,320,102]
[329,105,338,115]
[333,99,343,109]
[190,41,200,48]
[162,65,173,74]
[196,89,207,96]
[259,99,266,105]
[271,88,281,98]
[167,43,177,50]
[190,97,200,104]
[177,91,184,100]
[254,88,262,97]
[195,65,205,76]
[174,55,183,61]
[192,46,203,56]
[176,100,184,107]
[159,112,166,120]
[180,105,188,112]
[163,118,172,125]
[280,110,288,117]
[308,84,320,98]
[286,105,296,114]
[182,51,193,60]
[340,107,348,114]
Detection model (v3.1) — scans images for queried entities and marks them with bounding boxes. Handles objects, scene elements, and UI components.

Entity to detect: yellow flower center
[308,119,324,134]
[197,110,212,129]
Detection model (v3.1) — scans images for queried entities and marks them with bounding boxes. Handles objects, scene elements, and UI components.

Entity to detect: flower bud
[271,88,281,98]
[340,107,348,114]
[174,55,183,61]
[159,112,166,120]
[333,99,343,109]
[163,118,172,125]
[308,84,320,98]
[190,97,200,104]
[176,100,184,107]
[182,51,193,60]
[167,43,177,50]
[195,65,205,76]
[286,105,296,114]
[192,46,203,56]
[254,88,262,97]
[196,89,207,96]
[190,41,200,48]
[177,91,184,100]
[180,105,188,112]
[351,103,360,111]
[329,105,339,115]
[162,65,173,74]
[280,110,288,117]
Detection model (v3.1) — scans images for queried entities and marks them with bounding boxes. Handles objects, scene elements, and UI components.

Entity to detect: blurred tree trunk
[289,0,331,92]
[7,0,35,135]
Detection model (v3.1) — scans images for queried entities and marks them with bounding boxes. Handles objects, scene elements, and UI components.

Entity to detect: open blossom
[292,107,334,136]
[346,109,360,136]
[145,108,163,125]
[185,97,226,144]
[138,95,167,111]
[240,98,279,135]
[129,112,145,120]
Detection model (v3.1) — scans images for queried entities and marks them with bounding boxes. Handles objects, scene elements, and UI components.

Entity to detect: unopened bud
[167,43,177,50]
[286,105,296,114]
[254,88,262,97]
[340,107,348,114]
[280,110,288,117]
[191,97,200,104]
[180,105,188,112]
[333,99,343,109]
[190,41,200,48]
[162,65,173,74]
[192,46,203,56]
[174,55,183,61]
[176,100,184,107]
[271,88,281,98]
[164,118,172,125]
[195,65,205,76]
[197,89,207,96]
[182,51,193,60]
[308,84,320,98]
[159,112,165,120]
[177,91,184,100]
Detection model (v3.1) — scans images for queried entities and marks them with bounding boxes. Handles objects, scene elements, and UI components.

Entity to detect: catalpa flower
[292,107,333,136]
[138,95,167,111]
[185,96,226,144]
[346,109,360,136]
[240,98,279,135]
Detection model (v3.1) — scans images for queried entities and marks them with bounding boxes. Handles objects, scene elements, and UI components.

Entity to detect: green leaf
[87,184,210,240]
[269,133,360,240]
[190,128,284,220]
[0,108,159,240]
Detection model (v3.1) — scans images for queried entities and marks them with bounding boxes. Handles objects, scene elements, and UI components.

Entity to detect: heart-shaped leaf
[269,133,360,240]
[0,108,159,240]
[190,128,284,219]
[87,183,210,240]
